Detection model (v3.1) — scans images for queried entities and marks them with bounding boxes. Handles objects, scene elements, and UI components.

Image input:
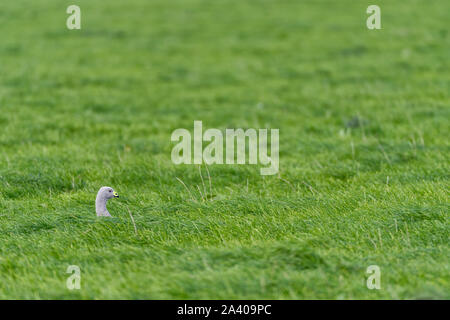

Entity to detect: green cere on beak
[113,192,119,198]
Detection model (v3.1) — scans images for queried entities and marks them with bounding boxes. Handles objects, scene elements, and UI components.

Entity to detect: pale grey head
[95,186,119,217]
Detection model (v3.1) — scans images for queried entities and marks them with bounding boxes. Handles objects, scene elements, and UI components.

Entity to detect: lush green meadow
[0,0,448,299]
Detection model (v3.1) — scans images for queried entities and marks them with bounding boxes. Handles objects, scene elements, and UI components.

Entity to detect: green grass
[0,0,448,299]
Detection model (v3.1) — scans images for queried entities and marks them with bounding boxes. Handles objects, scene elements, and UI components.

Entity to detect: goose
[96,186,119,217]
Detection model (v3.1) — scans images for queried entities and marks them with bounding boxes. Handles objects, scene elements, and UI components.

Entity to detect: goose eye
[109,190,112,192]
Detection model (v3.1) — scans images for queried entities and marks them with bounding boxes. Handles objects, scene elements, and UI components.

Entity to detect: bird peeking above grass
[96,186,119,217]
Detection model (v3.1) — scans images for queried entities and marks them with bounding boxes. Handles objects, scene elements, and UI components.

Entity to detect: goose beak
[113,192,119,198]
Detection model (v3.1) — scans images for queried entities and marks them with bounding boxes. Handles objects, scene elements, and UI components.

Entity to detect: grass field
[0,0,448,299]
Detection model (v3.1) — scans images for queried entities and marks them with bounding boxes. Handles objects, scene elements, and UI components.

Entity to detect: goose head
[95,186,119,217]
